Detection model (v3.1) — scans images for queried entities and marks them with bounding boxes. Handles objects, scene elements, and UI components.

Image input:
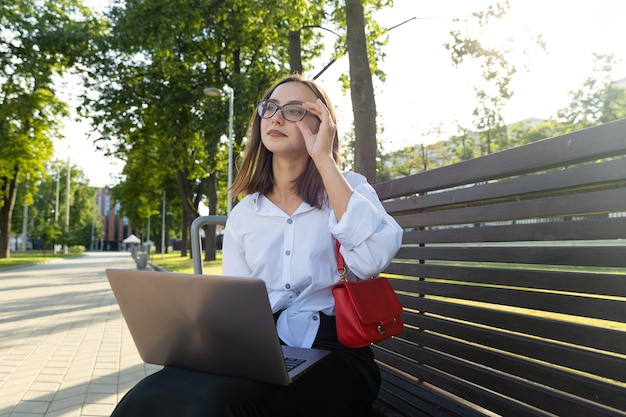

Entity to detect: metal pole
[161,190,166,261]
[65,152,70,254]
[21,175,28,251]
[226,86,234,214]
[203,85,234,214]
[65,154,70,229]
[55,171,59,223]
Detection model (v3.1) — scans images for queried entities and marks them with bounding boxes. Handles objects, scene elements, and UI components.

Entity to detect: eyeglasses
[256,99,308,122]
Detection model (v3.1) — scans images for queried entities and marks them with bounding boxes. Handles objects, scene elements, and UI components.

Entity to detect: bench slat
[380,329,626,414]
[401,217,626,244]
[375,338,619,417]
[386,264,626,297]
[394,187,626,228]
[375,367,488,417]
[394,246,626,268]
[399,295,626,354]
[400,312,626,385]
[374,118,626,200]
[393,279,626,322]
[383,157,626,215]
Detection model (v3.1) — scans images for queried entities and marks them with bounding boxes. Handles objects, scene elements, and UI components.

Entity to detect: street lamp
[203,85,234,214]
[161,190,166,261]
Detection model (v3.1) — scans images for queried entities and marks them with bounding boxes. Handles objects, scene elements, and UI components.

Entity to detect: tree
[0,0,104,258]
[557,53,626,128]
[345,0,378,183]
[84,0,327,257]
[508,55,626,149]
[324,0,392,183]
[445,0,546,156]
[506,118,563,148]
[11,161,101,252]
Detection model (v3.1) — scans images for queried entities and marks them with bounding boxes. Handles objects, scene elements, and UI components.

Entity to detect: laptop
[105,268,330,386]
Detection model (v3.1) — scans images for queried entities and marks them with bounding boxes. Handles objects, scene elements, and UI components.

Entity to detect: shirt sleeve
[329,172,403,279]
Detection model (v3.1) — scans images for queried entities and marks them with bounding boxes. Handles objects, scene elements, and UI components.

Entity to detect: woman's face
[259,82,320,157]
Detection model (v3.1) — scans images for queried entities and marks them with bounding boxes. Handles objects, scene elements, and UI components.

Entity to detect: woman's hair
[230,74,340,209]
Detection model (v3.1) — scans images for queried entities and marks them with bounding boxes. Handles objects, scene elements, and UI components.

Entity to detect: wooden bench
[190,117,626,417]
[371,118,626,417]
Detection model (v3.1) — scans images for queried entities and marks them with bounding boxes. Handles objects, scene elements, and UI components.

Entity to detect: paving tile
[11,402,50,414]
[0,253,154,417]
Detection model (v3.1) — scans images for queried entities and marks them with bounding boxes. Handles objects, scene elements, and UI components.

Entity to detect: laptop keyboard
[284,357,306,372]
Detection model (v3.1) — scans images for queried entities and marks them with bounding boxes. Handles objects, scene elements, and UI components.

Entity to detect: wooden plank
[374,118,626,200]
[394,246,626,268]
[382,157,626,215]
[401,217,626,244]
[374,345,552,417]
[388,326,626,413]
[397,296,626,355]
[376,368,488,417]
[385,264,626,297]
[401,313,626,385]
[394,187,626,228]
[375,338,622,417]
[392,279,626,322]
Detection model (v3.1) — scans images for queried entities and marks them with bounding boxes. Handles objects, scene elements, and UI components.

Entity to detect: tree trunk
[0,165,20,258]
[289,30,303,75]
[176,170,199,258]
[204,172,218,261]
[346,0,377,183]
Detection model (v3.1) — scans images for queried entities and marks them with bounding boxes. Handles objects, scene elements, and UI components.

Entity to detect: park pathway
[0,252,160,417]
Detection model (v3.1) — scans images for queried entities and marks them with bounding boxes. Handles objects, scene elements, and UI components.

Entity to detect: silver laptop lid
[106,268,298,385]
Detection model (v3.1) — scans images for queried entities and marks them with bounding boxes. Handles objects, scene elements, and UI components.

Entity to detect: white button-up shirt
[222,171,403,348]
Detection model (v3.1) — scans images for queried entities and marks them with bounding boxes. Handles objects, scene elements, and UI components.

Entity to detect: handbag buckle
[378,316,397,334]
[337,267,348,282]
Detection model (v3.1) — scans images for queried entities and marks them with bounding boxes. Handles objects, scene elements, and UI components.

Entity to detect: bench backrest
[372,118,626,417]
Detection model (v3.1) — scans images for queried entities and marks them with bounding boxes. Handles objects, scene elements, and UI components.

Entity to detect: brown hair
[230,74,340,209]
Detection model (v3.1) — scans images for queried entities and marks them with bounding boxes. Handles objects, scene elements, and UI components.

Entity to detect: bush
[69,245,85,255]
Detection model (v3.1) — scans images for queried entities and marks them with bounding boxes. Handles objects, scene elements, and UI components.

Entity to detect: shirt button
[285,283,291,289]
[287,218,293,224]
[312,315,319,321]
[285,250,291,256]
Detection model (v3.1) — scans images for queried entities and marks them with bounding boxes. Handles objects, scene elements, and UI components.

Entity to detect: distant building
[94,188,132,251]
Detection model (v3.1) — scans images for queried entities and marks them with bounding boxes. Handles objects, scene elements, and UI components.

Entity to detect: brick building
[94,188,132,251]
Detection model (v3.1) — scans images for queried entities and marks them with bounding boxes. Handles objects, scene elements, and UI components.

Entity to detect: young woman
[110,74,402,417]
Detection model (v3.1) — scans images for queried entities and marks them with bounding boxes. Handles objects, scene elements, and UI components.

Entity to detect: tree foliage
[557,53,626,128]
[323,0,392,183]
[445,0,546,158]
[83,0,328,257]
[0,0,104,258]
[11,161,102,252]
[380,51,626,178]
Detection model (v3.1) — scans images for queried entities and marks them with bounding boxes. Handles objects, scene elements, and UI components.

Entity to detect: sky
[54,0,626,188]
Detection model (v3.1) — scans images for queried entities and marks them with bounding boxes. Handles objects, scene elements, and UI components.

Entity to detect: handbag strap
[335,240,349,282]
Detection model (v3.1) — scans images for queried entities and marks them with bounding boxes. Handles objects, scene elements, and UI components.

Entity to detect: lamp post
[203,85,234,214]
[161,190,166,261]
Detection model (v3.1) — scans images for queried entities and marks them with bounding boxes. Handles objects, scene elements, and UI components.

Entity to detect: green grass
[0,252,75,269]
[0,250,223,275]
[149,251,223,274]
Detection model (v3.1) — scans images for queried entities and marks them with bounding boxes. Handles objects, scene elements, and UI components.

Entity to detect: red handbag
[332,241,404,348]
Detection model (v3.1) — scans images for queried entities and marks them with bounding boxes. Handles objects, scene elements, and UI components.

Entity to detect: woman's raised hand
[297,99,336,162]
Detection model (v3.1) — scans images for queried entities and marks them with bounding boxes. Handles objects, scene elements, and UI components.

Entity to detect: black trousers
[110,313,381,417]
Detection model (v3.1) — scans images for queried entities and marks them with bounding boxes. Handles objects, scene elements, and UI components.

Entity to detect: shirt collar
[250,193,316,217]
